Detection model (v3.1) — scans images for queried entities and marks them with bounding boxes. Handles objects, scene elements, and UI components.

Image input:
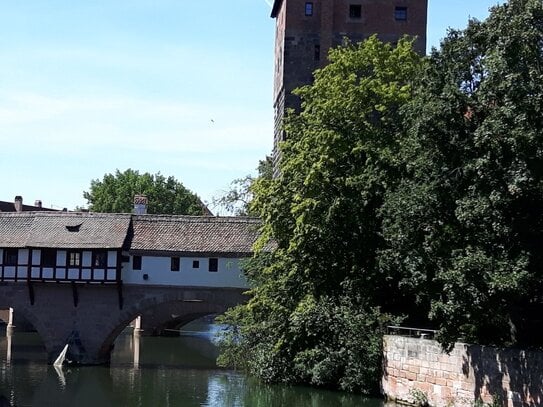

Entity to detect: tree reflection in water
[0,322,389,407]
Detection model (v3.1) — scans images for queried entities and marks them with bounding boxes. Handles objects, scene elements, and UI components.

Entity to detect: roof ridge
[33,212,132,218]
[132,215,261,223]
[0,212,35,217]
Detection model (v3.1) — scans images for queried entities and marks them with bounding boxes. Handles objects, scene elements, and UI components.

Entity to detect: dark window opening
[171,257,180,272]
[93,251,107,268]
[305,2,313,16]
[41,249,57,268]
[394,6,407,21]
[314,44,321,61]
[349,4,362,19]
[208,258,218,272]
[133,255,142,270]
[67,251,81,267]
[3,249,18,266]
[193,260,200,269]
[121,255,130,263]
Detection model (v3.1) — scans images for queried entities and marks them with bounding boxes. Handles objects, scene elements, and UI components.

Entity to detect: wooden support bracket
[72,281,79,307]
[117,281,124,310]
[28,282,35,305]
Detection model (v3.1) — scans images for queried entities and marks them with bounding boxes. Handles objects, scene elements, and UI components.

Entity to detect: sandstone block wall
[382,335,543,407]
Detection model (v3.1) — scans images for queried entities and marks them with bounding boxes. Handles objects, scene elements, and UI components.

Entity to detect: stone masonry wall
[382,335,543,407]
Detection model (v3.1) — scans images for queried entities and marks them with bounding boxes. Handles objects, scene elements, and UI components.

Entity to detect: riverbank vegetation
[219,0,543,394]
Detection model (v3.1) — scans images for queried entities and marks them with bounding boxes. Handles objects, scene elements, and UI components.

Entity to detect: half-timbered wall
[0,248,119,283]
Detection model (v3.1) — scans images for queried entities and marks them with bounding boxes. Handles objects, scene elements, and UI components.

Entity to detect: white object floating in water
[53,344,69,367]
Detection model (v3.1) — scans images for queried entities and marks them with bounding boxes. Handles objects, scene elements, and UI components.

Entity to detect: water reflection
[0,322,391,407]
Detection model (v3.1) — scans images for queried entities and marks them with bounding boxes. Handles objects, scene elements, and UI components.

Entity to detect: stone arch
[158,312,217,335]
[138,300,230,335]
[0,284,246,365]
[95,286,247,364]
[0,284,74,362]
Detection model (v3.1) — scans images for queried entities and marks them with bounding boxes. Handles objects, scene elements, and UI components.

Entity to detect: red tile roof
[128,215,262,257]
[0,212,131,249]
[0,213,265,256]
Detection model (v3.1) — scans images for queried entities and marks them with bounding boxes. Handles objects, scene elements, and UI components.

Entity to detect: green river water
[0,320,394,407]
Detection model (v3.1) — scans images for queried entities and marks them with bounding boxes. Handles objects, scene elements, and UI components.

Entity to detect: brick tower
[271,0,428,169]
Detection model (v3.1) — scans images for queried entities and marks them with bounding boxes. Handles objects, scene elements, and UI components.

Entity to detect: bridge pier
[133,316,142,336]
[0,283,246,365]
[6,307,14,332]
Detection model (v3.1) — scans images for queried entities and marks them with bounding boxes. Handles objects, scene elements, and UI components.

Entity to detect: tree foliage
[83,169,204,215]
[218,36,422,393]
[382,0,543,348]
[212,157,272,216]
[221,0,543,394]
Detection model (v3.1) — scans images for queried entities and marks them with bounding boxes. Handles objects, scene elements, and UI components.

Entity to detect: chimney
[14,196,23,212]
[134,195,148,215]
[34,200,42,208]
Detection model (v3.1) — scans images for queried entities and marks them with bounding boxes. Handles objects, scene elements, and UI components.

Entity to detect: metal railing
[387,325,437,339]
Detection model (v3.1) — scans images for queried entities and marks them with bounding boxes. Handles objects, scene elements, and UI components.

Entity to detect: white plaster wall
[3,267,16,278]
[57,251,67,266]
[42,267,53,279]
[31,266,40,278]
[108,251,116,267]
[19,249,29,264]
[32,250,40,265]
[82,251,91,267]
[122,255,249,288]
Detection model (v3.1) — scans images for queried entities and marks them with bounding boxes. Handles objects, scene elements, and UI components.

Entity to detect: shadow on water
[0,321,393,407]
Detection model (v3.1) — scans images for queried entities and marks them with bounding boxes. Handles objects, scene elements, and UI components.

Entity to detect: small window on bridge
[192,260,199,269]
[133,255,142,270]
[208,258,218,272]
[93,251,107,268]
[41,249,57,268]
[3,249,18,266]
[171,257,180,272]
[67,251,81,267]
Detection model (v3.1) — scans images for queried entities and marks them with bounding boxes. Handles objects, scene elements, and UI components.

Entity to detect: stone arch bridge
[0,283,246,364]
[0,211,264,365]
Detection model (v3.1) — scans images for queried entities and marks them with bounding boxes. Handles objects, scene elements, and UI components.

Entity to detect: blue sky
[0,0,503,212]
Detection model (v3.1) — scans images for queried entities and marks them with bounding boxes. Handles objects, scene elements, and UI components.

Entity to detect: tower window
[349,4,362,19]
[394,6,407,21]
[314,44,321,61]
[305,2,313,16]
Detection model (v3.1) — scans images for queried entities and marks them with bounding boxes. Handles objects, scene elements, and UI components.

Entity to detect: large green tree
[219,36,422,393]
[382,0,543,348]
[83,169,204,215]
